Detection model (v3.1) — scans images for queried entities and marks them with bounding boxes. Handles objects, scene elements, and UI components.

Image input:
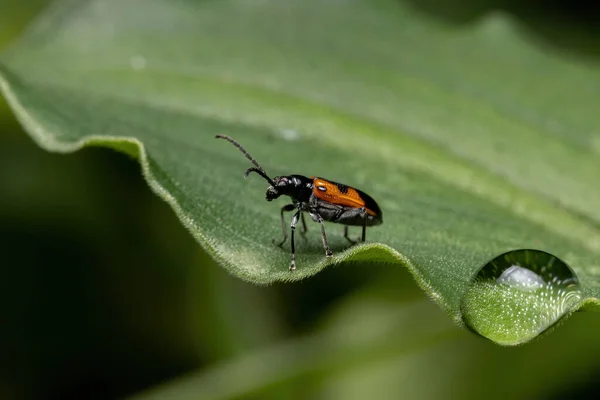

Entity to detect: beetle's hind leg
[343,208,367,245]
[344,226,358,244]
[361,207,367,242]
[274,204,296,246]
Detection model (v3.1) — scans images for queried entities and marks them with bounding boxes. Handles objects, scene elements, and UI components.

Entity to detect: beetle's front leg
[274,204,296,246]
[300,212,308,238]
[289,207,302,271]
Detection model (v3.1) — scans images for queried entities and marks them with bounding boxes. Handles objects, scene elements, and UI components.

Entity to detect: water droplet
[129,55,147,70]
[497,265,545,290]
[460,249,582,345]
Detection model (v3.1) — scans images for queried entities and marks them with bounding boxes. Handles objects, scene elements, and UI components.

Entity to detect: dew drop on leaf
[460,249,582,345]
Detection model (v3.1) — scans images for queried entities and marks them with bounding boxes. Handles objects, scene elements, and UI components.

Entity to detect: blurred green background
[2,1,600,399]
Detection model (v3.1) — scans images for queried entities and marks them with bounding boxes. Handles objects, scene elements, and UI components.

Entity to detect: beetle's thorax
[265,174,314,202]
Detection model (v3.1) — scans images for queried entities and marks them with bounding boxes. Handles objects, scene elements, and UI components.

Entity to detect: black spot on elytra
[336,183,349,194]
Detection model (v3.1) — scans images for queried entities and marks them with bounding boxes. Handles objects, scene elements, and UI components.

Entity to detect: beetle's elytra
[216,134,383,271]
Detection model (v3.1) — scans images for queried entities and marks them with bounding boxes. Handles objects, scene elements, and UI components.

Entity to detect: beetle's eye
[266,186,279,201]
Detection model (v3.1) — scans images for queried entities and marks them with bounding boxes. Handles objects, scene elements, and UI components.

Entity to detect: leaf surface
[1,0,599,340]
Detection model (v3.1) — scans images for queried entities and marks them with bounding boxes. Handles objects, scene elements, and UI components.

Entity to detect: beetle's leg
[300,212,308,239]
[289,208,302,271]
[343,207,367,244]
[274,204,296,247]
[316,214,333,257]
[344,226,358,245]
[361,207,367,242]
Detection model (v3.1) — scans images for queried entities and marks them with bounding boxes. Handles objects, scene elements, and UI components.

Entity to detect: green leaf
[1,0,600,344]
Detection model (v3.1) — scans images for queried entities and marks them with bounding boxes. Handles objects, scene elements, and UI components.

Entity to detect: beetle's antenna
[244,167,274,184]
[216,134,275,185]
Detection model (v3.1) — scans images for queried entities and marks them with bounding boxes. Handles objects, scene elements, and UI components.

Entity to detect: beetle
[216,134,383,271]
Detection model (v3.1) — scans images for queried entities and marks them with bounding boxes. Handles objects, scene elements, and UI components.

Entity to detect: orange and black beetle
[216,134,383,271]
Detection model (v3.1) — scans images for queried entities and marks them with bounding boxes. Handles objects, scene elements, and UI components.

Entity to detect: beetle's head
[265,176,294,201]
